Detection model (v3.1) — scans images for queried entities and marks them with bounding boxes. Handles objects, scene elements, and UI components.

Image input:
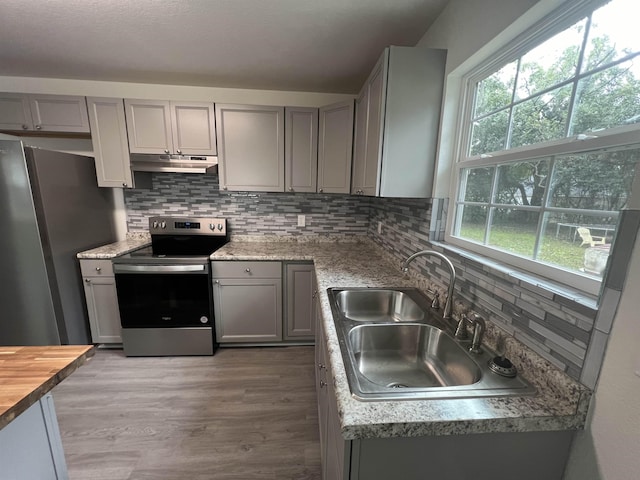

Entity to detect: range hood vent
[130,154,218,174]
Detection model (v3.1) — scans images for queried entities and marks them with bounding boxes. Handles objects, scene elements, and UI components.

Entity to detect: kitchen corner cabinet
[80,259,122,344]
[87,97,134,188]
[212,261,283,342]
[216,104,285,192]
[351,46,446,198]
[285,107,318,193]
[124,99,217,155]
[317,100,354,194]
[0,93,90,133]
[284,263,316,340]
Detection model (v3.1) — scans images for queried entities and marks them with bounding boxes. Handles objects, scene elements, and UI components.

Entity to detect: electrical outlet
[298,214,306,227]
[377,221,382,234]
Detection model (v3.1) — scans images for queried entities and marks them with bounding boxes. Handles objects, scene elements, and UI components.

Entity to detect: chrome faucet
[401,250,456,322]
[455,313,486,354]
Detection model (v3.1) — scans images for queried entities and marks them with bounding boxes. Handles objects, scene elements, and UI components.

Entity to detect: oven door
[113,264,212,328]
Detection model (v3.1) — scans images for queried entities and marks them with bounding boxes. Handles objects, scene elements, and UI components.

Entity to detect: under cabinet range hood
[130,154,218,174]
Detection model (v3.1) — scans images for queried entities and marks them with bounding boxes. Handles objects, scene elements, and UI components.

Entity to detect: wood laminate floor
[53,346,321,480]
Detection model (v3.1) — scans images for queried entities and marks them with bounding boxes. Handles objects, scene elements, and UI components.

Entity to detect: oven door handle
[113,264,208,273]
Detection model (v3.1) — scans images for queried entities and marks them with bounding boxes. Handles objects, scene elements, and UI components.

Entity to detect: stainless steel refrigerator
[0,139,117,345]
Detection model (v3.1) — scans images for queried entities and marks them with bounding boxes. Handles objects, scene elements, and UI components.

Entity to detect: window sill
[430,241,598,310]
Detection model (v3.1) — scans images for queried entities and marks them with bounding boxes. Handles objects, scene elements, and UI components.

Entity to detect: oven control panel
[149,216,227,236]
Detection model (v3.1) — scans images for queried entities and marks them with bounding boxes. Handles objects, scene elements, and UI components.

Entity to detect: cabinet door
[285,263,315,339]
[316,313,329,475]
[213,278,283,342]
[317,100,354,194]
[351,89,368,195]
[170,102,217,155]
[29,94,90,133]
[285,107,318,193]
[82,276,122,343]
[216,104,285,192]
[0,93,33,130]
[124,99,173,154]
[87,97,134,188]
[361,51,388,197]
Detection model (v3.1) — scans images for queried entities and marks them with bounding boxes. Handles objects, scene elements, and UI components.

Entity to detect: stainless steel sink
[327,288,536,401]
[335,289,425,322]
[348,324,480,388]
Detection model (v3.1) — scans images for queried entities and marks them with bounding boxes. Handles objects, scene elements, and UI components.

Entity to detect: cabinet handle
[35,124,42,130]
[288,187,294,192]
[319,188,324,193]
[95,267,101,272]
[214,280,219,284]
[176,149,182,154]
[317,363,325,371]
[223,186,228,190]
[122,182,128,187]
[22,124,29,130]
[164,149,170,154]
[320,381,327,388]
[84,278,91,283]
[245,268,251,273]
[312,290,318,299]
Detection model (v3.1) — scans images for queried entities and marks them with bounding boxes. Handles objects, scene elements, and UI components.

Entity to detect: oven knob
[217,223,223,231]
[161,221,166,229]
[200,316,209,324]
[152,221,158,229]
[209,223,215,230]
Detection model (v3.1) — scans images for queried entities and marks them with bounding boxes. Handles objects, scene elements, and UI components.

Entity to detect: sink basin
[348,324,480,388]
[327,287,537,401]
[335,289,425,322]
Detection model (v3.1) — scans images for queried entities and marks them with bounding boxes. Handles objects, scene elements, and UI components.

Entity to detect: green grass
[460,224,586,271]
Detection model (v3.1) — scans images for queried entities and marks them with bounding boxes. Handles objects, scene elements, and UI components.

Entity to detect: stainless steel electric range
[112,216,228,356]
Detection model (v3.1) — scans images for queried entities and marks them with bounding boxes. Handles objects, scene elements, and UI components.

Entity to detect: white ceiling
[0,0,448,94]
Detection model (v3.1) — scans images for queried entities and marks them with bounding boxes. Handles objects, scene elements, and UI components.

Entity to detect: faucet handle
[426,289,440,309]
[454,314,469,340]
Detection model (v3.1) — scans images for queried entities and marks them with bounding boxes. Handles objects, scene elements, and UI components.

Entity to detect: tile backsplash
[124,173,638,387]
[124,173,370,236]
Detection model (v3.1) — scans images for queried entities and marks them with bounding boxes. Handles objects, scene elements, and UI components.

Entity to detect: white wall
[563,231,640,480]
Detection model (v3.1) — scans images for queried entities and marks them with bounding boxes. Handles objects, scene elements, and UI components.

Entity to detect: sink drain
[386,382,409,388]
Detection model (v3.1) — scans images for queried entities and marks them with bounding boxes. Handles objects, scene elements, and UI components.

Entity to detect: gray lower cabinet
[316,313,351,480]
[80,259,122,344]
[284,262,316,340]
[0,393,69,479]
[315,316,574,479]
[212,261,283,342]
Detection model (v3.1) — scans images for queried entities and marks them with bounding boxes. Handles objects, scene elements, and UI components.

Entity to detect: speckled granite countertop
[0,346,94,430]
[76,233,150,259]
[212,239,592,440]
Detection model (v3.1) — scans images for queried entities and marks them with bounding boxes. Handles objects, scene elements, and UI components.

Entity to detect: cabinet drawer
[211,261,281,279]
[80,259,114,277]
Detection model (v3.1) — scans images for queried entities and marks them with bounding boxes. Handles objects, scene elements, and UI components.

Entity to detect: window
[450,0,640,294]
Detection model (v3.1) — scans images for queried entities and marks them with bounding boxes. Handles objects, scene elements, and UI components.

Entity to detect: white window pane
[496,160,549,206]
[474,61,517,117]
[582,0,640,74]
[461,167,494,202]
[548,146,640,210]
[540,212,617,276]
[515,20,586,100]
[456,205,488,242]
[570,58,640,134]
[469,110,509,155]
[510,85,573,148]
[488,208,539,257]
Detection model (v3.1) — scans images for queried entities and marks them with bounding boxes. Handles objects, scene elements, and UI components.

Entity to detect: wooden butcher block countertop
[0,345,94,430]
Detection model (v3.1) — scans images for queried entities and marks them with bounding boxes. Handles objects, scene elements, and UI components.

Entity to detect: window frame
[445,0,640,296]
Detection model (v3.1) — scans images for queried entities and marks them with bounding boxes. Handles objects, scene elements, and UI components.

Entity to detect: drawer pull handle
[95,267,101,272]
[245,268,251,273]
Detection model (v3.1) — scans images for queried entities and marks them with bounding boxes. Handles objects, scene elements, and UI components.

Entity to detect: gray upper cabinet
[317,100,354,194]
[216,104,285,192]
[87,97,134,188]
[0,93,89,133]
[124,99,216,155]
[351,46,446,198]
[285,107,318,193]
